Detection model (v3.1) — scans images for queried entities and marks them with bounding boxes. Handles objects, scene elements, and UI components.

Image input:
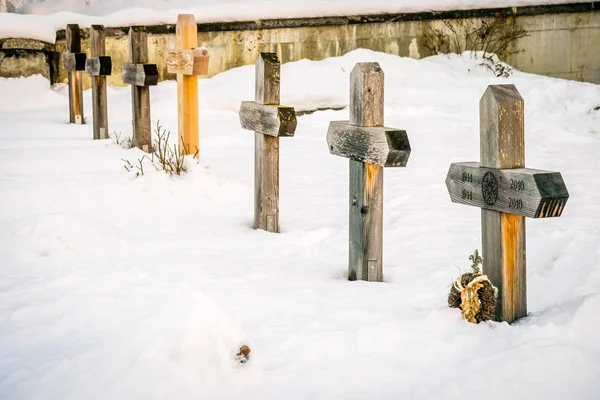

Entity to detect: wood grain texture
[445,162,569,218]
[65,24,81,53]
[86,56,112,76]
[349,160,383,281]
[128,27,152,152]
[62,52,87,71]
[480,84,524,169]
[121,63,159,86]
[348,62,385,282]
[349,63,384,127]
[175,14,199,157]
[167,49,209,76]
[327,121,410,167]
[255,53,280,105]
[480,84,526,323]
[239,102,297,138]
[65,24,84,124]
[254,133,280,232]
[68,70,84,124]
[238,53,296,232]
[89,25,109,140]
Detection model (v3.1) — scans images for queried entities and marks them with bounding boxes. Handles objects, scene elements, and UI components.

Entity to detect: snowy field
[1,50,599,399]
[0,0,587,42]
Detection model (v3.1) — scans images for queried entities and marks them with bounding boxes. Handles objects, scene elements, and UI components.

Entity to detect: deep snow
[0,50,599,399]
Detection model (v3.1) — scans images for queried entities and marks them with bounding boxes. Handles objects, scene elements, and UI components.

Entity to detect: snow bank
[0,0,587,42]
[0,50,599,399]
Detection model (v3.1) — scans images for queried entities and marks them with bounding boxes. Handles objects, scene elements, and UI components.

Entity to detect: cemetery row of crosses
[64,15,569,325]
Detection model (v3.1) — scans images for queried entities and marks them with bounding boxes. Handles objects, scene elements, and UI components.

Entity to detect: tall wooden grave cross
[239,53,297,233]
[121,27,159,152]
[85,25,111,140]
[445,84,569,323]
[62,24,86,124]
[327,63,411,282]
[167,14,210,158]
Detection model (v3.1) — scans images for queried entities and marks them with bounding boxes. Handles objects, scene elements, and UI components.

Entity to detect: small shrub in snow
[422,14,529,77]
[110,131,133,149]
[121,122,197,178]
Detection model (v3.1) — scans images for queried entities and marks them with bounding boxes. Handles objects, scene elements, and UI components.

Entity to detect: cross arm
[239,101,297,137]
[445,162,569,218]
[62,52,87,71]
[86,56,112,76]
[167,48,209,76]
[326,121,411,167]
[121,63,159,86]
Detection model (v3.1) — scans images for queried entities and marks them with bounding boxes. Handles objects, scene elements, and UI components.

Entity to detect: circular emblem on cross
[482,171,499,206]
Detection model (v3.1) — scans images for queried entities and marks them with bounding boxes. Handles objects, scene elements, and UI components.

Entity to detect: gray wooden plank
[327,121,410,167]
[239,102,296,138]
[65,24,81,53]
[90,25,109,140]
[480,84,527,323]
[445,162,569,218]
[62,52,87,71]
[86,56,112,77]
[349,62,384,127]
[128,27,153,152]
[121,63,159,87]
[349,160,383,281]
[254,133,280,232]
[255,53,280,105]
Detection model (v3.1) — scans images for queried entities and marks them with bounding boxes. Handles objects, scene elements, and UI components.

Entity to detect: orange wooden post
[167,14,209,158]
[62,24,86,124]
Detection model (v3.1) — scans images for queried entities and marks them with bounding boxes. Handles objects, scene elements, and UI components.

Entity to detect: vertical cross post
[85,25,111,140]
[327,63,411,282]
[239,53,297,233]
[480,85,527,322]
[166,14,210,158]
[445,84,570,323]
[62,24,86,124]
[121,27,158,152]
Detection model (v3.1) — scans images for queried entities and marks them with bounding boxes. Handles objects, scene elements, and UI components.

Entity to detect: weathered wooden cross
[327,62,411,282]
[121,27,159,152]
[62,24,86,124]
[445,84,569,323]
[239,53,297,233]
[166,14,210,158]
[85,25,111,140]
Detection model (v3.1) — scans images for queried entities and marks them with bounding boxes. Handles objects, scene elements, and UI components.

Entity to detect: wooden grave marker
[327,62,411,282]
[85,25,111,140]
[121,27,159,152]
[166,14,210,158]
[445,84,569,323]
[239,53,297,233]
[62,24,86,124]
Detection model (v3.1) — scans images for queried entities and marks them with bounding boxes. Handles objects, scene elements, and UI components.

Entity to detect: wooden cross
[121,27,159,152]
[238,53,297,233]
[62,24,86,124]
[85,25,111,140]
[327,62,411,282]
[166,14,210,158]
[445,84,570,323]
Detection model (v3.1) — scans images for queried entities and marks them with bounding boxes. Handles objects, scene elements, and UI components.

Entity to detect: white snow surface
[0,0,589,42]
[1,50,600,399]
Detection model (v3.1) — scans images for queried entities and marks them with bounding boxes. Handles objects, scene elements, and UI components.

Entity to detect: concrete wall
[2,3,599,86]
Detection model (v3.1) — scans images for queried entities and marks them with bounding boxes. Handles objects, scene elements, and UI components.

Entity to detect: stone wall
[2,2,598,86]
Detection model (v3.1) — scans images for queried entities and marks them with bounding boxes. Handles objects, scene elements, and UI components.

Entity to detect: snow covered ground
[0,50,599,399]
[0,0,588,42]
